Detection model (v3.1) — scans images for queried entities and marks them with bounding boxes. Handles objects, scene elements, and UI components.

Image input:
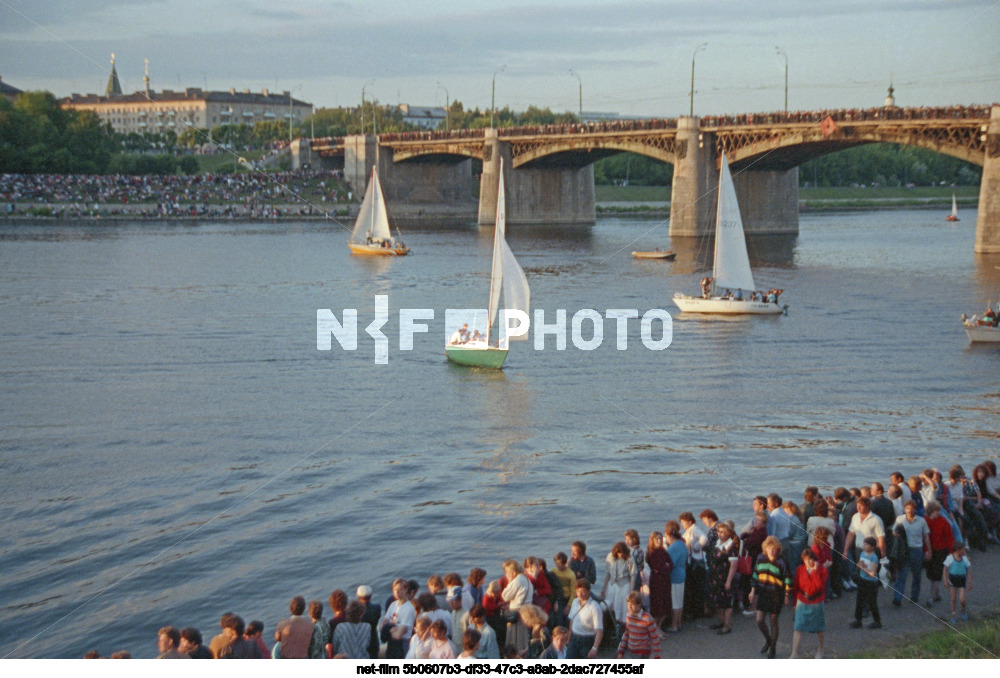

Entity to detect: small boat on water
[632,250,676,260]
[673,151,786,315]
[962,313,1000,343]
[348,168,410,256]
[445,160,530,369]
[946,194,960,222]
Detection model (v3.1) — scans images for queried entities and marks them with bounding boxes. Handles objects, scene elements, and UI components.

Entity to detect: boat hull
[445,345,509,368]
[673,293,785,315]
[632,251,676,260]
[945,216,959,222]
[348,243,410,256]
[964,324,1000,343]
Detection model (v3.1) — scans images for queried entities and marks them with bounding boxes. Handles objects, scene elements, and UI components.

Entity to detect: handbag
[737,544,753,576]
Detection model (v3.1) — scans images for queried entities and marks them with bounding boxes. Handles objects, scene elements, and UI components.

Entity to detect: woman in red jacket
[790,548,828,659]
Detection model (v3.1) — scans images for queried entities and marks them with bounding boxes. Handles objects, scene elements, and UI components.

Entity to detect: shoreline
[0,199,973,224]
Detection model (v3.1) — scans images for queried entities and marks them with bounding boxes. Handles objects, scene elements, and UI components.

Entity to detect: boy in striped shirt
[616,592,660,659]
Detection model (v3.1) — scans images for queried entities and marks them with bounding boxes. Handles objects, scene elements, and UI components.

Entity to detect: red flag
[821,115,838,138]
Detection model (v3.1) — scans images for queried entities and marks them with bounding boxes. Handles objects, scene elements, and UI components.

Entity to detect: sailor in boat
[448,323,470,345]
[366,234,374,245]
[979,306,998,327]
[734,289,743,301]
[700,277,713,299]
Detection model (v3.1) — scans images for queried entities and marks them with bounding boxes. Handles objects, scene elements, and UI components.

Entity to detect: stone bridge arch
[507,132,684,169]
[718,120,987,170]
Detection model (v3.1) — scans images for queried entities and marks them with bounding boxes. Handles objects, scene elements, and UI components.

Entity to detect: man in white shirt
[845,497,886,558]
[566,580,603,659]
[380,578,416,659]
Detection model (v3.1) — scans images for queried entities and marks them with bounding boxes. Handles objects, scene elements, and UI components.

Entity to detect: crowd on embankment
[0,170,350,219]
[83,458,1000,660]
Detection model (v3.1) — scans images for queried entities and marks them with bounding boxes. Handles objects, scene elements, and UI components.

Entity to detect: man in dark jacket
[356,585,381,658]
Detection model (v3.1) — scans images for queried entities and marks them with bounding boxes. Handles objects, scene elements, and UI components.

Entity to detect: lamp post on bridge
[569,69,582,122]
[775,46,788,114]
[689,43,707,118]
[491,64,507,128]
[437,82,449,131]
[288,84,302,143]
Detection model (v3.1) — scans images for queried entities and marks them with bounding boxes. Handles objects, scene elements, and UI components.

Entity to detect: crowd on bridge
[0,170,350,219]
[320,104,993,147]
[83,457,1000,660]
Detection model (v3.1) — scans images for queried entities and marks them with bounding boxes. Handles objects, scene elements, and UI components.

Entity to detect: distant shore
[0,201,479,226]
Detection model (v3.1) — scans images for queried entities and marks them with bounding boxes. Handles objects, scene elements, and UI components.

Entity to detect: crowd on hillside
[0,170,348,219]
[82,458,1000,660]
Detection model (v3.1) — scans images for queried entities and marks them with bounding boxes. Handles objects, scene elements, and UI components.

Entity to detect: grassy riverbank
[851,614,1000,659]
[595,184,980,213]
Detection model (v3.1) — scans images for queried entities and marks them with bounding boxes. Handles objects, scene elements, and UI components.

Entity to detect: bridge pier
[669,117,799,236]
[732,168,799,235]
[290,138,311,170]
[345,134,473,205]
[975,105,1000,253]
[669,117,717,237]
[478,129,595,226]
[344,134,378,198]
[478,129,512,225]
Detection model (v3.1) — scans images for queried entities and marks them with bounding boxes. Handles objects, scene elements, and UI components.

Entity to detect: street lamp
[436,82,450,131]
[689,43,707,118]
[361,79,374,135]
[491,64,507,128]
[775,46,788,114]
[288,85,301,143]
[569,69,582,122]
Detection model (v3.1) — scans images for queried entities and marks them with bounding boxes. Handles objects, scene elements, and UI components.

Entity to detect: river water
[1,209,998,657]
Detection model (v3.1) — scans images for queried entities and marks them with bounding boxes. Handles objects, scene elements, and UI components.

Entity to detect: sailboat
[445,161,530,368]
[348,168,410,256]
[672,151,786,315]
[946,194,960,222]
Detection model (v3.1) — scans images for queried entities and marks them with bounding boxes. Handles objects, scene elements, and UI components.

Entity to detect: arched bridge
[305,105,1000,252]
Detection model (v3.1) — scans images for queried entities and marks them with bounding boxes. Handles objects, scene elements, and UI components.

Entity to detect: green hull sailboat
[445,160,530,369]
[444,344,510,369]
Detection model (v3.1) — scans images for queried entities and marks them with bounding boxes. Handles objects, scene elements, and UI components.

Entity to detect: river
[0,209,997,657]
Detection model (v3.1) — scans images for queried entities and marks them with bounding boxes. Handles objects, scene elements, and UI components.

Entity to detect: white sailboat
[962,312,1000,343]
[446,161,530,368]
[348,168,410,255]
[673,152,786,315]
[946,193,960,222]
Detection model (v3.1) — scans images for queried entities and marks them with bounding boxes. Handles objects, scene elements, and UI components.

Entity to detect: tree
[0,91,116,173]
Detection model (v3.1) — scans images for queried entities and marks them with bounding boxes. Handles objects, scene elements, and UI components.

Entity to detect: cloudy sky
[1,0,997,117]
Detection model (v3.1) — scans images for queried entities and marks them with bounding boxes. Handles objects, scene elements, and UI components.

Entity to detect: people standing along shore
[91,459,1000,659]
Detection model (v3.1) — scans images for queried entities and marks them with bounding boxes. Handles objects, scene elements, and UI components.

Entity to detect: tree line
[0,91,983,186]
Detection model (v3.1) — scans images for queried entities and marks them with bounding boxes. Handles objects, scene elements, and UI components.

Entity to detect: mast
[485,159,506,346]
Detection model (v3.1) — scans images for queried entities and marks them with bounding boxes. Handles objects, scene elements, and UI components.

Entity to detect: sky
[1,0,998,118]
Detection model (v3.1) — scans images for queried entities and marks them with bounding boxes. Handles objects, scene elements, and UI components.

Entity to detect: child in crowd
[850,537,882,630]
[943,542,972,623]
[458,629,481,659]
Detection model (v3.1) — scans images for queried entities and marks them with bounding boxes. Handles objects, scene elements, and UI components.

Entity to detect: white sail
[500,236,530,341]
[712,152,756,293]
[350,168,392,243]
[952,194,958,218]
[486,162,506,341]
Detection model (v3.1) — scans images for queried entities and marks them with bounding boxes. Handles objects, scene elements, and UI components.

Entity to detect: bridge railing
[309,104,994,149]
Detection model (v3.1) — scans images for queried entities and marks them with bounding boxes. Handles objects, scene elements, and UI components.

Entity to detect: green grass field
[851,615,1000,659]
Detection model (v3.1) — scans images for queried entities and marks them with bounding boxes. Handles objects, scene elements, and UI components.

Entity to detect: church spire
[105,52,122,97]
